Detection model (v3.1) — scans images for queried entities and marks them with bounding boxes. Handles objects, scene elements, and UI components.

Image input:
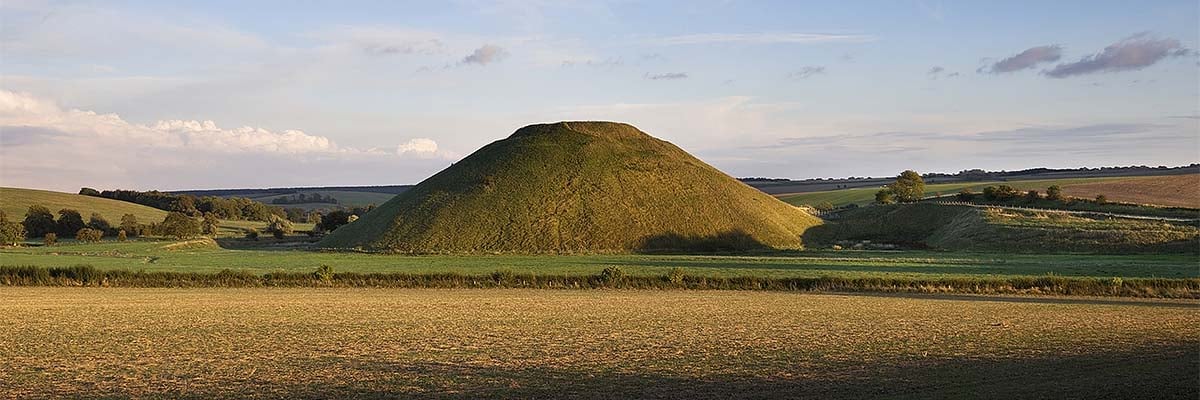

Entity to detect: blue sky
[1,0,1197,190]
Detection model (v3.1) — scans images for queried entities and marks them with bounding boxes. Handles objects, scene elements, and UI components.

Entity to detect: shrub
[202,213,220,236]
[874,188,895,205]
[813,201,835,212]
[22,205,56,238]
[491,269,515,284]
[667,267,686,285]
[55,209,85,236]
[267,215,294,238]
[1025,190,1039,203]
[43,233,57,246]
[245,228,259,240]
[955,189,975,202]
[75,228,103,243]
[1095,194,1108,205]
[313,265,334,282]
[1046,185,1063,201]
[117,229,128,242]
[599,266,626,285]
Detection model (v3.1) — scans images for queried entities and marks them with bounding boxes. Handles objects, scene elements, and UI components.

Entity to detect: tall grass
[2,265,1196,298]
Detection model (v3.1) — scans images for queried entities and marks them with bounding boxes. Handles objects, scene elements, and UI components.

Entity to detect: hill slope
[320,121,821,253]
[0,187,168,223]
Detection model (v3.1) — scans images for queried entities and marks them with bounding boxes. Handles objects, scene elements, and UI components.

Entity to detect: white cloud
[396,138,440,155]
[460,44,509,65]
[0,90,456,191]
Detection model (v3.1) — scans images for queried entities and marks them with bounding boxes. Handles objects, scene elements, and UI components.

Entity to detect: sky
[1,0,1197,191]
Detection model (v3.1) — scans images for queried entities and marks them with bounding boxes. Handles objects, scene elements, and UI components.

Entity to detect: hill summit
[319,121,821,253]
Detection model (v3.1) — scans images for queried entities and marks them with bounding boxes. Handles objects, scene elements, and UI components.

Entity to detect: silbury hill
[320,121,821,253]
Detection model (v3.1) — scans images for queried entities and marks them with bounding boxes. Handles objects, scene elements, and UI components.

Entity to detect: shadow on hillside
[66,344,1198,399]
[634,230,771,254]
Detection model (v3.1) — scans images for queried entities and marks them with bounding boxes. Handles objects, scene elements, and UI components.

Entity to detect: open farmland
[775,176,1186,208]
[1059,174,1200,208]
[0,288,1194,399]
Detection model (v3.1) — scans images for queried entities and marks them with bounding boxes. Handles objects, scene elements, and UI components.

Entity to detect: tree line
[80,188,285,221]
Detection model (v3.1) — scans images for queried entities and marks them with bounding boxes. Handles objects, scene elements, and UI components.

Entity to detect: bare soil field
[1061,174,1200,208]
[1,288,1196,399]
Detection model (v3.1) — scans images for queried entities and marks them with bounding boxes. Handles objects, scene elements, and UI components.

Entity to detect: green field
[2,239,1195,280]
[248,190,397,209]
[777,176,1135,207]
[0,187,168,222]
[1,288,1194,399]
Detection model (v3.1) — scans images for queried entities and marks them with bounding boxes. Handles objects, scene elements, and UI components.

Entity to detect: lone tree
[1046,185,1064,201]
[55,209,85,236]
[158,212,201,240]
[22,205,57,238]
[119,214,139,237]
[889,170,926,202]
[0,210,26,246]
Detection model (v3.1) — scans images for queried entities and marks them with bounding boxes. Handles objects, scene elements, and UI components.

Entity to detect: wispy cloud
[981,45,1062,74]
[645,72,688,80]
[460,44,508,66]
[644,32,874,46]
[788,66,825,79]
[561,57,623,68]
[1044,33,1192,78]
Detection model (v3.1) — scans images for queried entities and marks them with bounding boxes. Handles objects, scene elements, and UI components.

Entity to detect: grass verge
[3,265,1196,298]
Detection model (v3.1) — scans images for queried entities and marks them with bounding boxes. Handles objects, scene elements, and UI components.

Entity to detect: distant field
[2,239,1196,279]
[776,176,1156,207]
[1,288,1194,399]
[248,190,396,209]
[0,187,167,222]
[1059,174,1199,208]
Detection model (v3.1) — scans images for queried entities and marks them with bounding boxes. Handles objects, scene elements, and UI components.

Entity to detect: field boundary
[2,265,1197,298]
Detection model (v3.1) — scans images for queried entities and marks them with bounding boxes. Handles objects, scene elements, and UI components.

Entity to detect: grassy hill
[778,176,1188,208]
[0,187,167,223]
[321,121,822,253]
[804,203,1199,254]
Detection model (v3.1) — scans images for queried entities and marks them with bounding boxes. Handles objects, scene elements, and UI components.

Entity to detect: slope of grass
[778,176,1145,207]
[805,203,1200,254]
[321,121,821,253]
[2,288,1195,398]
[0,187,167,223]
[249,190,396,209]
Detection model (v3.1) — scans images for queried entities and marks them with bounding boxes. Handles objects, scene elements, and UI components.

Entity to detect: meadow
[1,288,1195,399]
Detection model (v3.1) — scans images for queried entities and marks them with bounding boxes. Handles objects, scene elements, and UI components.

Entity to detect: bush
[119,214,139,237]
[267,215,294,238]
[202,213,220,236]
[491,269,515,284]
[22,205,56,238]
[599,266,626,285]
[0,211,26,246]
[1046,185,1063,201]
[955,189,975,202]
[245,228,259,240]
[75,228,103,243]
[117,229,128,242]
[313,265,334,282]
[43,233,57,246]
[874,188,895,205]
[1025,190,1039,203]
[813,201,835,212]
[87,213,112,235]
[1095,194,1108,205]
[667,267,686,285]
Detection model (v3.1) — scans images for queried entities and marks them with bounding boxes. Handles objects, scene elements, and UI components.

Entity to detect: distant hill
[169,186,409,209]
[0,187,168,223]
[320,121,822,253]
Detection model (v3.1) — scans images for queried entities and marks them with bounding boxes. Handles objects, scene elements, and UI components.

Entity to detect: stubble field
[1,288,1196,399]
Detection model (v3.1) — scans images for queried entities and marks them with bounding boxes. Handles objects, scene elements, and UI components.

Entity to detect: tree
[267,215,294,239]
[317,210,352,232]
[44,233,58,246]
[306,211,323,225]
[245,228,259,240]
[56,209,85,236]
[76,228,103,243]
[120,214,140,237]
[22,205,57,238]
[201,213,220,236]
[1046,185,1063,201]
[1095,194,1108,205]
[874,188,895,205]
[984,185,1020,201]
[889,170,926,203]
[1025,190,1039,203]
[117,229,128,242]
[0,210,26,246]
[158,212,201,240]
[88,213,112,235]
[78,187,101,196]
